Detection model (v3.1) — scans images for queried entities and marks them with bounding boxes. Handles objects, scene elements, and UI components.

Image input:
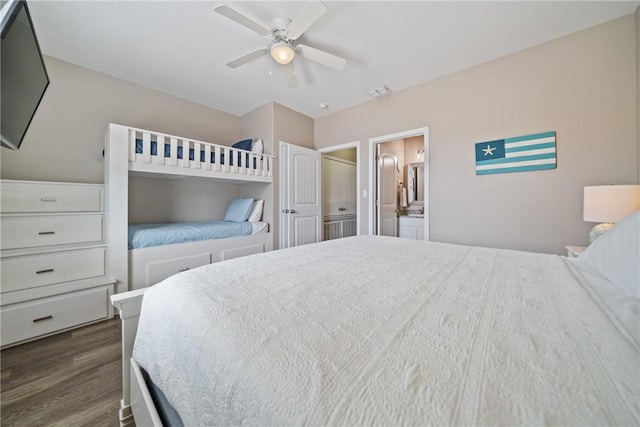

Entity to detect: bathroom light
[583,185,640,242]
[271,41,295,65]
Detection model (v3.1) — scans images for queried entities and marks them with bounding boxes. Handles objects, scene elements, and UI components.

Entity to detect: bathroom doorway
[369,127,429,240]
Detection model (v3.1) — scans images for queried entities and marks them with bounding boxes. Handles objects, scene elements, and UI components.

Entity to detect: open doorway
[369,128,429,240]
[319,141,360,241]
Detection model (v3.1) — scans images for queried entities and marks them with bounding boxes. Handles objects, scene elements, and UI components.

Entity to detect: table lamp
[583,185,640,242]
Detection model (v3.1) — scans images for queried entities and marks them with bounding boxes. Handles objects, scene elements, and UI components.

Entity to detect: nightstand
[565,245,587,258]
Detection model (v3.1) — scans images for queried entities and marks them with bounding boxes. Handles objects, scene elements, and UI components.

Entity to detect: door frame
[368,127,430,240]
[318,141,361,236]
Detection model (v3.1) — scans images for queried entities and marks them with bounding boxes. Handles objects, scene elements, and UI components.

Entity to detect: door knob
[290,209,296,214]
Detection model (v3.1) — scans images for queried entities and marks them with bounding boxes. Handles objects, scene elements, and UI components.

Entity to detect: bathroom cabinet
[398,216,424,240]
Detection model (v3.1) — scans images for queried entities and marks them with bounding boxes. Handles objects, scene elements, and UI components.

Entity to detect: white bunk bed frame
[105,123,275,295]
[106,123,276,425]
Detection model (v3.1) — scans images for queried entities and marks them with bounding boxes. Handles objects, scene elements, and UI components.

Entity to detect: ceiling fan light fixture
[271,41,296,65]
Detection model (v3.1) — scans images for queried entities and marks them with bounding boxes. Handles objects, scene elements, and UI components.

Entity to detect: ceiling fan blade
[214,4,271,37]
[297,44,346,71]
[226,47,269,68]
[287,1,327,40]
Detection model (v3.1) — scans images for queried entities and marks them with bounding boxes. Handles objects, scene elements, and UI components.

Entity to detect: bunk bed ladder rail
[128,128,274,178]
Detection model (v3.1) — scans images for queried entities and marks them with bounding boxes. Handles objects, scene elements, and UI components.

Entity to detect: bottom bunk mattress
[128,220,268,249]
[132,234,639,426]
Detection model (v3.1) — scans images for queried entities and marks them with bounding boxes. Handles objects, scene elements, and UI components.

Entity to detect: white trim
[318,141,361,236]
[278,141,288,249]
[368,127,430,240]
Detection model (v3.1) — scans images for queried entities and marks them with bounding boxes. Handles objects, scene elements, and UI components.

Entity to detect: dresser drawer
[0,285,113,347]
[0,181,103,213]
[1,248,106,293]
[0,214,103,250]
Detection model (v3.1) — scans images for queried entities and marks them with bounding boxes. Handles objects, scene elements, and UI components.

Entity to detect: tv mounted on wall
[1,0,49,150]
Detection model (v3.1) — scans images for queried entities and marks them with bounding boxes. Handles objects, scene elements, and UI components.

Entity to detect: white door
[377,147,398,237]
[280,142,322,249]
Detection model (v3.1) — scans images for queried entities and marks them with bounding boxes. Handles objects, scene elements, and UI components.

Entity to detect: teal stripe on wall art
[474,131,556,175]
[476,162,557,175]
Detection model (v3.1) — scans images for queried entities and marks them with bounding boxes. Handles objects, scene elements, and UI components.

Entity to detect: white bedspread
[133,236,639,426]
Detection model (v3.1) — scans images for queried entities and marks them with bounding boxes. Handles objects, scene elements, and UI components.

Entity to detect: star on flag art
[474,131,557,175]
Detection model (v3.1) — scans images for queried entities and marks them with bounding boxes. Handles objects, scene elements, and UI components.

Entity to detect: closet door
[280,142,322,249]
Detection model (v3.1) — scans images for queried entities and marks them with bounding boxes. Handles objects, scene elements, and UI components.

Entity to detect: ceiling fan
[214,1,347,71]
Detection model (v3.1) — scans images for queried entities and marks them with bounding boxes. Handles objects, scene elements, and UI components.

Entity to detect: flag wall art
[474,131,556,175]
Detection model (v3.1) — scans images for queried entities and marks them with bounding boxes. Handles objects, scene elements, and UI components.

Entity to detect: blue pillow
[224,198,254,222]
[232,139,252,151]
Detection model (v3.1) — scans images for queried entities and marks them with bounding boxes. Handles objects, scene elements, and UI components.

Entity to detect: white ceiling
[28,1,640,119]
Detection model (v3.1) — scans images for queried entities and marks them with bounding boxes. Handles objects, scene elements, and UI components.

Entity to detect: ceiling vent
[367,84,392,98]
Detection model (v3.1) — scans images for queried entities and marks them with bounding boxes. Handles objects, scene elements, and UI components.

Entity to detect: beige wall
[128,176,242,223]
[315,14,638,254]
[239,103,276,227]
[636,6,640,183]
[403,136,424,166]
[274,103,314,150]
[0,56,244,183]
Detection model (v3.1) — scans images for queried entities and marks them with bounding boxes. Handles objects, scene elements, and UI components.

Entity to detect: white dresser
[0,180,115,347]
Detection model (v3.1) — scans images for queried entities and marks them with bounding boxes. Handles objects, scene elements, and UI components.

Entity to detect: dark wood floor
[1,318,122,427]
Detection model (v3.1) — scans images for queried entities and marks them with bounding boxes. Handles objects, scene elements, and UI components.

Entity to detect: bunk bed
[104,123,275,294]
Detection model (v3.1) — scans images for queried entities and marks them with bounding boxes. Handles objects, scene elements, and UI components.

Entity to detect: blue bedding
[128,220,253,249]
[135,139,257,168]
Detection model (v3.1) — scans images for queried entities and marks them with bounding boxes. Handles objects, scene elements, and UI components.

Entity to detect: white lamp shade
[583,185,640,223]
[270,42,295,65]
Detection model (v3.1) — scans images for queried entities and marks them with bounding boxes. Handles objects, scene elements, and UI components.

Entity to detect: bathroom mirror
[406,163,424,204]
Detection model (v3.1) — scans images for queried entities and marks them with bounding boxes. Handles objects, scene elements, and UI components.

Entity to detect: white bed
[112,212,640,426]
[104,124,276,293]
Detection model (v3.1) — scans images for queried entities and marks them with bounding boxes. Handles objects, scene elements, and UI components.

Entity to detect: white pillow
[251,139,263,154]
[248,199,264,222]
[579,211,640,299]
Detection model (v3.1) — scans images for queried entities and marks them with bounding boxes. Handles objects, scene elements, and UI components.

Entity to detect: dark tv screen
[1,0,49,150]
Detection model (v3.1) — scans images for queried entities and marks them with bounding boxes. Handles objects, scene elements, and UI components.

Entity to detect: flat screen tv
[1,0,49,150]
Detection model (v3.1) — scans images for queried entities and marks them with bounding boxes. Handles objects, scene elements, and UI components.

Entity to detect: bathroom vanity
[398,215,424,240]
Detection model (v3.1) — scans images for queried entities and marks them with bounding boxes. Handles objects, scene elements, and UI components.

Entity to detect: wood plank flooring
[1,318,121,427]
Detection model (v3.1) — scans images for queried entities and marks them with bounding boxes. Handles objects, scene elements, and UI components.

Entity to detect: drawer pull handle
[36,268,54,274]
[40,198,57,202]
[178,267,190,272]
[33,315,53,323]
[38,231,55,235]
